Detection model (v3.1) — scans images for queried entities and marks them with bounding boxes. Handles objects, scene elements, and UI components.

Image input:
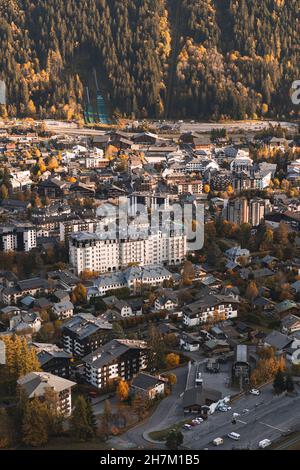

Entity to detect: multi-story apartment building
[224,198,249,226]
[166,175,203,195]
[87,265,174,298]
[62,313,112,358]
[1,277,51,305]
[69,231,187,276]
[249,198,271,227]
[0,224,36,252]
[182,294,239,328]
[83,339,148,390]
[17,372,76,416]
[224,197,271,227]
[59,219,102,242]
[32,343,73,378]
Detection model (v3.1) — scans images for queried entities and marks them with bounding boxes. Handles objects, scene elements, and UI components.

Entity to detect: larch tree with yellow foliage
[2,335,41,379]
[47,156,59,171]
[117,379,129,402]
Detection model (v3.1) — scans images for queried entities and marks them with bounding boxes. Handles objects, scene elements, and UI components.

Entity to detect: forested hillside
[0,0,299,120]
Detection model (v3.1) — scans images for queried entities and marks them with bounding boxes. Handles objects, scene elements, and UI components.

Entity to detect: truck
[213,438,224,446]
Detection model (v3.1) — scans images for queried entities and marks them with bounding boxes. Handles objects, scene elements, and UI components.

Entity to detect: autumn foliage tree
[251,348,285,387]
[166,353,180,369]
[71,283,87,304]
[2,335,41,379]
[117,379,129,402]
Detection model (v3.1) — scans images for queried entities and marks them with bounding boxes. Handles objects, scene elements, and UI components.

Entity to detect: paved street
[179,120,298,134]
[184,384,300,450]
[115,365,188,449]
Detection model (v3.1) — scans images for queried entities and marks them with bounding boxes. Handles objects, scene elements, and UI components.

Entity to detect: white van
[213,437,224,446]
[259,439,271,449]
[227,432,241,441]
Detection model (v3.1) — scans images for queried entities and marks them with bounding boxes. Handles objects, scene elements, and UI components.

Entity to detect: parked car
[192,418,203,425]
[250,389,260,396]
[218,406,228,412]
[183,424,192,430]
[227,432,241,441]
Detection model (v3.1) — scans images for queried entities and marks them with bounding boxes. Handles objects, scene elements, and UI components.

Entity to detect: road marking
[259,422,288,433]
[237,419,247,425]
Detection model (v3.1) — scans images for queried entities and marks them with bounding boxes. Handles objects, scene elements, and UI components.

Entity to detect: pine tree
[111,322,126,340]
[132,392,147,420]
[147,325,166,371]
[285,374,295,394]
[0,408,14,449]
[86,399,98,436]
[273,370,286,395]
[166,430,183,450]
[71,395,94,441]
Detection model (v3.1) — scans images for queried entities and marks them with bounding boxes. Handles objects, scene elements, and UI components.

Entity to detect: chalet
[1,277,51,305]
[69,181,96,197]
[9,311,42,333]
[131,373,165,400]
[264,330,293,351]
[38,178,67,199]
[52,300,74,320]
[281,314,300,335]
[183,294,239,328]
[183,386,224,415]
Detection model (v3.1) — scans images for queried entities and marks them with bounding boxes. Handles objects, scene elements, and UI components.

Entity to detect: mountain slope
[0,0,299,120]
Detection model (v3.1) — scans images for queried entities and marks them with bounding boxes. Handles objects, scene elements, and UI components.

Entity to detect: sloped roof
[18,372,75,397]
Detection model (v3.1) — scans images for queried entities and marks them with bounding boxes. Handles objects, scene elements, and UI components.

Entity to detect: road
[184,384,300,450]
[43,120,107,136]
[42,119,298,138]
[179,120,298,134]
[117,365,188,449]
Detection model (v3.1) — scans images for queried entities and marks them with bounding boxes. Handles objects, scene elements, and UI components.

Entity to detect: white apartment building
[183,294,239,328]
[0,224,37,252]
[69,231,187,275]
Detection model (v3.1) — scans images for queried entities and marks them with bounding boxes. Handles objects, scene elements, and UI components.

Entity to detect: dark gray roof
[63,313,112,339]
[18,278,50,291]
[183,387,223,408]
[131,373,164,391]
[265,331,292,350]
[83,339,148,368]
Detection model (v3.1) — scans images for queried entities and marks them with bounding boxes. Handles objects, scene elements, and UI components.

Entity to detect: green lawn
[148,419,190,442]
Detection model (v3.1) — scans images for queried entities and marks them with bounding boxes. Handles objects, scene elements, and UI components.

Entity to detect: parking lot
[183,384,300,450]
[198,361,235,397]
